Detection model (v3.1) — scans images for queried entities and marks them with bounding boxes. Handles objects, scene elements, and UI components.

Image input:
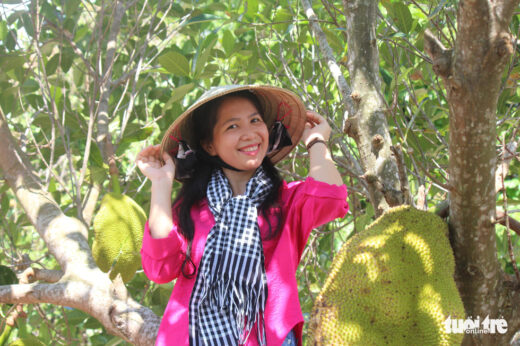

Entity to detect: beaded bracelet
[306,137,327,151]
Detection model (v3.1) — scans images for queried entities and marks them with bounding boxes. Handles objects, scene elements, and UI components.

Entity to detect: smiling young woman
[136,85,348,346]
[203,96,270,195]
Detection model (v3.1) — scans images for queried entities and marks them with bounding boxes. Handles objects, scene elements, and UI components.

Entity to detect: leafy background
[0,0,519,344]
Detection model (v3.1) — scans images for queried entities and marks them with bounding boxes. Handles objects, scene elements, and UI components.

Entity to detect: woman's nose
[239,124,256,140]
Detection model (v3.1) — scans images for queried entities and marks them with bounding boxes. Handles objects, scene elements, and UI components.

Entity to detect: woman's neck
[222,168,256,196]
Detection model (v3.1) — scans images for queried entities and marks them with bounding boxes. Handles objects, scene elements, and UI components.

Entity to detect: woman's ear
[201,141,216,156]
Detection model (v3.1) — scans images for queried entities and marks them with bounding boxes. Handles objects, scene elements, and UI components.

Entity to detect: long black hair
[172,90,284,278]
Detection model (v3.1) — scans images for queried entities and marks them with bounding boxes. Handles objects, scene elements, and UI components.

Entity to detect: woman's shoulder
[279,177,347,204]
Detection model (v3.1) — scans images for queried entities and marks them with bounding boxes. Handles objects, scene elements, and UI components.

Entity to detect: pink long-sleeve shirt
[141,177,348,346]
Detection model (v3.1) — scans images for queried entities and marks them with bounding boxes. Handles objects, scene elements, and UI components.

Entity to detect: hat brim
[160,85,307,164]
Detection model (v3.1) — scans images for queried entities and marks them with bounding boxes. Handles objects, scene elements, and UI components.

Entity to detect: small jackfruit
[92,193,146,283]
[309,206,465,346]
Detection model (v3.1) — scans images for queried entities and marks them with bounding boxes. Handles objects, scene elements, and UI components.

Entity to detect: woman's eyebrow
[222,112,260,125]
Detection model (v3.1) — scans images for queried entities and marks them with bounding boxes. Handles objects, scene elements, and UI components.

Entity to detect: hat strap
[196,150,244,172]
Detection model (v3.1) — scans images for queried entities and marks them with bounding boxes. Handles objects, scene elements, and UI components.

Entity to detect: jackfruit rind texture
[92,193,146,283]
[309,206,465,346]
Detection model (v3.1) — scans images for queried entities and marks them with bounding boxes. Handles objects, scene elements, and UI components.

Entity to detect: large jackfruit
[92,193,146,283]
[309,206,465,345]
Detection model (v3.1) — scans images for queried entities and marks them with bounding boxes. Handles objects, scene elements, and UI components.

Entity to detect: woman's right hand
[136,145,175,184]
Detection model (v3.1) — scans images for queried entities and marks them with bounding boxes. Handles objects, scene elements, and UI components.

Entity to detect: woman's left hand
[301,110,331,146]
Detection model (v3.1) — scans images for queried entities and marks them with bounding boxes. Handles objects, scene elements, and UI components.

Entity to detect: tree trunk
[342,0,404,216]
[425,0,520,344]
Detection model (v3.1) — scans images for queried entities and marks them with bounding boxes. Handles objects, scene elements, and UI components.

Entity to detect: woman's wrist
[151,177,173,190]
[306,137,327,151]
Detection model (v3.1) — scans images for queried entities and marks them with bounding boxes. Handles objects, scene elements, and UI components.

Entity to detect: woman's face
[204,96,269,173]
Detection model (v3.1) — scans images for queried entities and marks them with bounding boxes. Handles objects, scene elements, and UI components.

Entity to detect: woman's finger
[306,111,324,125]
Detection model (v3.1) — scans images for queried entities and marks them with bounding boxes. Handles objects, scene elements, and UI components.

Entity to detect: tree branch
[496,139,519,192]
[96,1,125,164]
[0,110,159,345]
[496,210,520,237]
[340,0,404,215]
[300,0,355,122]
[390,144,412,205]
[0,279,160,345]
[19,268,63,284]
[424,29,453,79]
[496,0,520,36]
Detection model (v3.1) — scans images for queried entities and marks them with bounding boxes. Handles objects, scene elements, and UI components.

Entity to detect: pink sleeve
[282,177,349,259]
[140,220,186,284]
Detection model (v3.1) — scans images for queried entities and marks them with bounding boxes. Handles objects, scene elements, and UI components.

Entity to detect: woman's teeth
[242,145,259,152]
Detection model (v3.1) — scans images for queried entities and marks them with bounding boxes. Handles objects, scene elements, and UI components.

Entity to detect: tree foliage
[0,0,519,344]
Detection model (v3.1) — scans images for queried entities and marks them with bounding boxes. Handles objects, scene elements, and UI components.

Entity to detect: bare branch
[424,29,453,79]
[496,210,520,237]
[337,0,405,215]
[496,139,519,193]
[496,0,520,31]
[301,0,355,121]
[0,280,160,346]
[95,2,126,188]
[390,145,413,205]
[19,268,63,284]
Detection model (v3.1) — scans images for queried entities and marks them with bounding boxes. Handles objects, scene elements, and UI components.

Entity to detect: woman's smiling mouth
[239,144,261,155]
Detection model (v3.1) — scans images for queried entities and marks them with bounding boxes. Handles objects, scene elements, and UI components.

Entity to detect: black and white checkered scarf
[189,167,271,345]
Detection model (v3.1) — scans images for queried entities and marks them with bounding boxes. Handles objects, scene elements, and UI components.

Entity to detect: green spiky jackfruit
[309,206,465,346]
[92,193,146,283]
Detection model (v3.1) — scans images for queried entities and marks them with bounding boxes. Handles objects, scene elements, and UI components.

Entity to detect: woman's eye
[252,117,263,123]
[227,124,237,130]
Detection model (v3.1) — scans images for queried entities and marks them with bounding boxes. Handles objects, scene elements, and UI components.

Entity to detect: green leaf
[0,21,7,41]
[197,64,219,79]
[64,309,89,325]
[0,54,24,71]
[45,54,60,76]
[0,195,9,216]
[64,0,81,15]
[22,79,40,94]
[380,66,393,86]
[86,166,107,185]
[194,35,217,77]
[164,83,195,109]
[38,323,51,345]
[388,3,413,34]
[245,0,259,19]
[222,30,235,57]
[354,204,375,231]
[322,28,343,54]
[8,336,45,346]
[84,317,103,329]
[89,143,105,167]
[116,126,155,155]
[0,265,17,285]
[61,48,74,73]
[5,29,16,50]
[158,51,190,77]
[122,125,155,142]
[185,14,224,26]
[273,8,292,33]
[0,92,15,114]
[21,13,34,38]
